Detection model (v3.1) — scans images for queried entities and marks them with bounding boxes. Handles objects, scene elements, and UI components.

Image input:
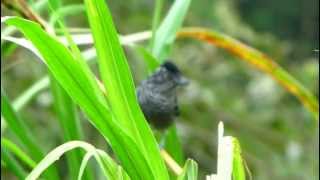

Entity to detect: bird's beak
[175,75,189,86]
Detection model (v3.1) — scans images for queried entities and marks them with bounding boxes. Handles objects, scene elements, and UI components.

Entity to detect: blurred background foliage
[1,0,319,179]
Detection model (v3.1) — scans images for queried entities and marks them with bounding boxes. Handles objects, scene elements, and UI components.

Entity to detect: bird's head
[145,60,189,94]
[160,61,189,86]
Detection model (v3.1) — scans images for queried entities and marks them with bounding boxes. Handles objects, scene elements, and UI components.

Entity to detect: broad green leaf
[151,0,192,62]
[49,1,94,178]
[84,0,169,179]
[2,30,151,113]
[177,159,198,180]
[4,16,154,180]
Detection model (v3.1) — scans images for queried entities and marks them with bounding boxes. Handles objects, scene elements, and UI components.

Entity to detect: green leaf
[1,90,59,180]
[3,16,154,180]
[25,141,130,180]
[1,138,36,169]
[232,138,246,180]
[1,147,27,180]
[149,0,164,50]
[84,0,169,179]
[48,0,61,10]
[49,4,85,27]
[96,150,131,180]
[13,77,49,111]
[151,0,192,62]
[49,76,87,180]
[164,125,185,165]
[177,159,198,180]
[133,45,160,74]
[47,3,94,178]
[1,0,48,45]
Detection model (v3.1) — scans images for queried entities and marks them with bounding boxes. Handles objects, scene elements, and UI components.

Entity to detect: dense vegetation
[1,0,318,179]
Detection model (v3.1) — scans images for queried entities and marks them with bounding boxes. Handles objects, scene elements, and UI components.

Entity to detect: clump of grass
[1,0,317,179]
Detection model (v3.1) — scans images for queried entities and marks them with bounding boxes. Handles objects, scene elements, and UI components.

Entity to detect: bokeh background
[1,0,319,179]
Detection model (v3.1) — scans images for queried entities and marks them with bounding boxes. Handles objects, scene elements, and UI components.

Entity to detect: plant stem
[160,149,183,175]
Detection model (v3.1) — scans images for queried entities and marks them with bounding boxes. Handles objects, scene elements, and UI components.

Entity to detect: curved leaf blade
[84,0,169,179]
[4,17,154,179]
[177,28,319,120]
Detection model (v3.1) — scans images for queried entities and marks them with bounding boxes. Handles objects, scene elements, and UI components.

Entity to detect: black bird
[137,61,189,129]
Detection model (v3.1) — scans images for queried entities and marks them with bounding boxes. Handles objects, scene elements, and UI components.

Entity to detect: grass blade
[148,0,192,164]
[47,3,94,178]
[77,152,94,180]
[97,150,131,180]
[151,0,192,61]
[232,138,246,180]
[164,125,184,165]
[149,0,164,50]
[1,0,48,45]
[25,141,129,180]
[84,0,169,179]
[48,0,61,11]
[49,4,85,27]
[1,90,59,179]
[1,138,37,169]
[177,159,198,180]
[133,45,160,74]
[49,76,87,180]
[1,147,27,179]
[13,77,49,111]
[4,16,155,179]
[177,27,319,120]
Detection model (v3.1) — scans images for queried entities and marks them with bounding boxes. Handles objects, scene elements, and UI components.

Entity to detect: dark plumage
[137,61,188,129]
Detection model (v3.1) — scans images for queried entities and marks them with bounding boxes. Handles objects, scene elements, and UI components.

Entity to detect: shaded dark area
[237,0,319,60]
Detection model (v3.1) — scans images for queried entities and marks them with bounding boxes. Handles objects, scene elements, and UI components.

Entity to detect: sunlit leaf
[84,0,169,179]
[3,16,155,180]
